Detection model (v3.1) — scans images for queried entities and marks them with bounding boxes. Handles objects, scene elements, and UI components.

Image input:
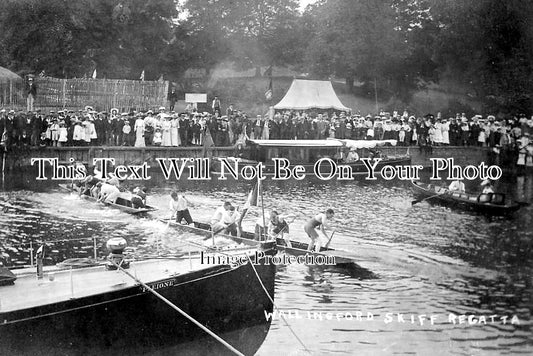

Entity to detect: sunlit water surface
[0,172,532,355]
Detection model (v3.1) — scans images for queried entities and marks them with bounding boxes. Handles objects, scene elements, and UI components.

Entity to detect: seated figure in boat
[78,173,102,197]
[131,186,147,209]
[212,205,240,236]
[448,179,465,193]
[481,179,494,194]
[344,148,359,163]
[97,182,120,204]
[477,179,507,205]
[304,209,335,252]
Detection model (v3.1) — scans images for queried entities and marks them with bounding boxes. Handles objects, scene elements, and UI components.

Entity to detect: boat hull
[0,252,276,355]
[411,181,521,216]
[59,183,157,215]
[168,220,359,266]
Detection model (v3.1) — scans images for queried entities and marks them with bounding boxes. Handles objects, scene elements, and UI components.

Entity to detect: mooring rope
[245,253,312,355]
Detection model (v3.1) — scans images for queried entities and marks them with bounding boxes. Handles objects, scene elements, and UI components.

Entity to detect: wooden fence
[0,77,169,112]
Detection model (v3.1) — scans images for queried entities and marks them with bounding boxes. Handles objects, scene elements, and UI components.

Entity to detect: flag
[92,69,97,79]
[265,78,273,101]
[36,245,45,258]
[243,180,261,210]
[263,65,273,77]
[238,180,262,227]
[140,70,145,81]
[264,65,273,101]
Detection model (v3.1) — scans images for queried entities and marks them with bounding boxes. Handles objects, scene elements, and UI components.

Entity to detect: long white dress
[134,118,145,147]
[433,122,443,144]
[171,118,180,146]
[161,119,172,146]
[441,121,450,144]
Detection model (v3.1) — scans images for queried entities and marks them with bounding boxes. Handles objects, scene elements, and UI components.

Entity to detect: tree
[183,0,302,71]
[0,0,180,79]
[426,0,533,113]
[302,0,416,100]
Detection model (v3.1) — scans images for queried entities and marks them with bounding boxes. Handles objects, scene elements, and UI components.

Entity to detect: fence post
[9,80,13,106]
[62,79,67,109]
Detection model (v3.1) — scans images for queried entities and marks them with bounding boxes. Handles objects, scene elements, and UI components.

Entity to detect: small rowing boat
[163,219,359,266]
[411,181,523,216]
[59,183,157,214]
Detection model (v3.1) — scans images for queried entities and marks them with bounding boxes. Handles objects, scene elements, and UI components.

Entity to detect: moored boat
[0,238,276,355]
[59,183,157,214]
[411,181,523,216]
[164,219,359,266]
[213,139,411,178]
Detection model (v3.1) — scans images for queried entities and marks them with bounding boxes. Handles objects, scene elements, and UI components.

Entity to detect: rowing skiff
[59,183,157,214]
[411,181,523,216]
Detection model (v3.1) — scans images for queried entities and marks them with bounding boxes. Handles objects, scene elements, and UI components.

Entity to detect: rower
[481,179,494,194]
[304,209,335,252]
[345,148,359,163]
[448,179,465,193]
[169,191,193,224]
[213,206,240,236]
[97,182,120,204]
[210,201,232,226]
[254,211,295,241]
[131,186,146,209]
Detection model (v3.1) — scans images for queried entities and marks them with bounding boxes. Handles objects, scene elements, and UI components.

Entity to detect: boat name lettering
[141,279,176,292]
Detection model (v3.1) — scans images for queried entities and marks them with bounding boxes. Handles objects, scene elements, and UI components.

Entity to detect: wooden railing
[0,77,169,112]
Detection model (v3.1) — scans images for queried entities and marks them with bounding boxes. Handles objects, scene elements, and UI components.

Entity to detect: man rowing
[304,209,335,252]
[481,179,494,194]
[448,179,465,193]
[212,205,240,236]
[96,182,120,204]
[131,186,147,209]
[169,191,193,224]
[210,201,232,226]
[254,211,295,241]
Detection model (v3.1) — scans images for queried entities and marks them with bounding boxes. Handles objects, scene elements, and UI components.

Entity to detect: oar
[271,225,291,247]
[202,226,227,240]
[324,230,336,249]
[411,193,443,206]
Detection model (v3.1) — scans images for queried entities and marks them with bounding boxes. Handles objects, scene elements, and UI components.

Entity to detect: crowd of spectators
[1,105,532,168]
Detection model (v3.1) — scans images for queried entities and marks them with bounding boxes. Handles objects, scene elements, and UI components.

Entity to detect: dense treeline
[0,0,532,114]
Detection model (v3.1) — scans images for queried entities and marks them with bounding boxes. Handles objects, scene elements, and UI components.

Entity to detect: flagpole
[260,179,266,241]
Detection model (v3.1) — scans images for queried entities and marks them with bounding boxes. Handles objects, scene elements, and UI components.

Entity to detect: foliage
[0,0,180,79]
[0,0,532,113]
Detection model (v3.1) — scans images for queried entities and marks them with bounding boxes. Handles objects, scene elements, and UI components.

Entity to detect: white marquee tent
[273,79,350,111]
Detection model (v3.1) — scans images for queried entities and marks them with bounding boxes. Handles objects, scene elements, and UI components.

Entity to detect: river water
[0,171,532,355]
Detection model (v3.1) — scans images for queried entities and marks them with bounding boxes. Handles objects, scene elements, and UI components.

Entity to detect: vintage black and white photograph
[0,0,532,355]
